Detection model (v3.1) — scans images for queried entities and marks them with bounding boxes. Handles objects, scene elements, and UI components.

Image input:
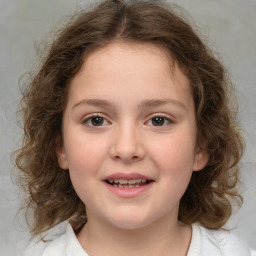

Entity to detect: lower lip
[103,181,154,198]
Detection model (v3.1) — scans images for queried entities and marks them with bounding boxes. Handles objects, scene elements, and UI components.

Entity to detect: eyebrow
[72,98,186,111]
[138,99,186,110]
[72,99,113,110]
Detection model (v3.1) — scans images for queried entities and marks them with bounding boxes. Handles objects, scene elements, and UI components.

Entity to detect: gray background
[0,0,255,255]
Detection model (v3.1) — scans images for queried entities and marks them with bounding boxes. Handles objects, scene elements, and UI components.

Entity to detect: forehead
[81,41,174,77]
[67,41,193,112]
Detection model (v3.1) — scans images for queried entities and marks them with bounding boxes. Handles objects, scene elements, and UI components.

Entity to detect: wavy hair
[15,0,244,238]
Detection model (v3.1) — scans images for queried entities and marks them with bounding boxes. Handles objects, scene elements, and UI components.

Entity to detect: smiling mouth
[105,178,153,188]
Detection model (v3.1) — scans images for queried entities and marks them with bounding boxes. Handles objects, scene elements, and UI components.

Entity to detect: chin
[107,213,157,230]
[113,221,145,230]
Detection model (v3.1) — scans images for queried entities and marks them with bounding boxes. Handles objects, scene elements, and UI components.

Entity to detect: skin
[57,41,208,256]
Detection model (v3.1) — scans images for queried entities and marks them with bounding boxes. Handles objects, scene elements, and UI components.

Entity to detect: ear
[55,136,69,170]
[193,148,209,172]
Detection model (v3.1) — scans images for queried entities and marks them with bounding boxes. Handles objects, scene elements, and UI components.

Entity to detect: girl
[16,0,254,255]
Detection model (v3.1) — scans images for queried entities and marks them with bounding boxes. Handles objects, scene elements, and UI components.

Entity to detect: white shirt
[24,223,254,256]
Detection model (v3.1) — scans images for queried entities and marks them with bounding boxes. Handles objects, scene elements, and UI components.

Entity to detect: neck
[77,213,192,256]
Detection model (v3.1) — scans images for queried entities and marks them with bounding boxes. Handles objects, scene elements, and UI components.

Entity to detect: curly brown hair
[15,0,244,238]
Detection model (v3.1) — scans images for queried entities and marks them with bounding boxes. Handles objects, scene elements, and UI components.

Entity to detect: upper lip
[103,172,154,181]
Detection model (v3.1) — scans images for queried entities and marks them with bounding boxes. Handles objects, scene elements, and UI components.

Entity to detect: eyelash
[146,115,173,126]
[82,114,109,127]
[82,113,173,127]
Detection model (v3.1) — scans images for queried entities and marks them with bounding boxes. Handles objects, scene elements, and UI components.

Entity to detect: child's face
[57,42,208,230]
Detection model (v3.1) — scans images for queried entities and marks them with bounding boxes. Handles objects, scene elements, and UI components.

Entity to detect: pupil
[153,117,164,126]
[92,117,103,126]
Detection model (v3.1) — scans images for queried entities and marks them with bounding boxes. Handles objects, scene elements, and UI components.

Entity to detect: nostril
[110,139,145,162]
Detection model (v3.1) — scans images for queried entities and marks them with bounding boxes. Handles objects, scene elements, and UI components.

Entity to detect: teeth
[113,184,143,188]
[109,178,147,185]
[119,179,128,184]
[107,178,151,188]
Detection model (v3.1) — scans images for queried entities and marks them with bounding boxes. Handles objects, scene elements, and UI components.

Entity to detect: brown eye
[152,117,165,126]
[83,115,108,127]
[147,116,172,126]
[91,117,104,126]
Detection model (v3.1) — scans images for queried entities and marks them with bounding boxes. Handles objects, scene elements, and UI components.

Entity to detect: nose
[110,123,145,163]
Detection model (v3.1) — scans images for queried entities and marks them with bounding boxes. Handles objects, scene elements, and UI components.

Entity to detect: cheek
[150,134,196,170]
[148,131,196,191]
[66,134,108,170]
[65,135,109,196]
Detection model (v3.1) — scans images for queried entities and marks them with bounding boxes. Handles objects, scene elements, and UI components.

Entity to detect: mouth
[105,178,153,188]
[103,173,154,197]
[103,172,155,189]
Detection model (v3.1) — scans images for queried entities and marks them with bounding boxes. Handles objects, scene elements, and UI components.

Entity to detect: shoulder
[42,224,87,256]
[41,234,66,256]
[197,224,252,256]
[24,223,88,256]
[24,233,66,256]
